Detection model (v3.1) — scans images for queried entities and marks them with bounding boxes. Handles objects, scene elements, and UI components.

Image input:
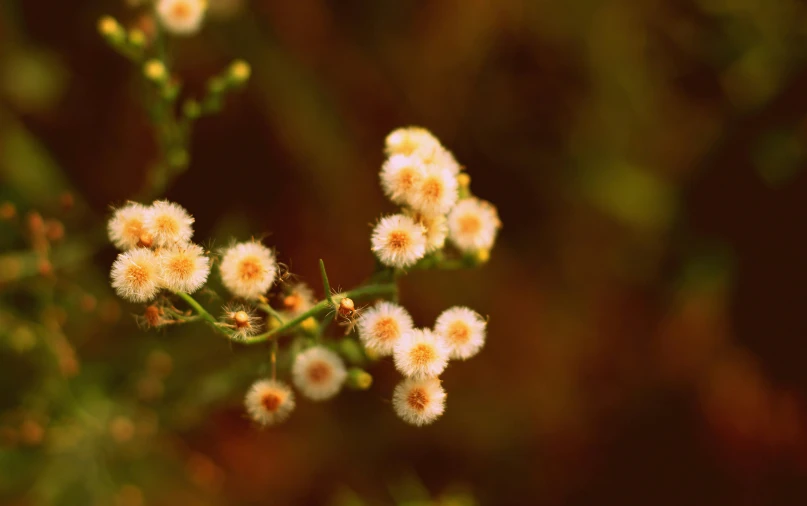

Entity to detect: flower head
[157,243,210,293]
[417,145,461,176]
[281,283,315,318]
[392,377,446,426]
[111,249,162,303]
[385,127,441,157]
[407,165,459,216]
[144,200,194,247]
[407,210,448,253]
[223,305,261,339]
[380,154,425,205]
[156,0,207,36]
[434,306,486,360]
[219,241,278,299]
[108,202,149,250]
[447,198,501,253]
[358,301,414,356]
[244,379,295,427]
[371,214,427,268]
[393,328,449,379]
[292,346,347,401]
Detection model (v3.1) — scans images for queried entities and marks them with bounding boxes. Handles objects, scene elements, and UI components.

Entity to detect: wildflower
[380,154,425,205]
[392,377,446,426]
[417,145,461,176]
[223,305,261,339]
[407,165,458,216]
[156,0,207,36]
[292,346,347,401]
[385,127,441,157]
[358,301,414,356]
[111,248,161,302]
[407,210,448,253]
[371,214,427,268]
[219,241,278,299]
[393,328,449,379]
[434,306,486,360]
[447,197,501,253]
[281,283,315,318]
[244,379,295,427]
[144,200,194,247]
[108,202,150,250]
[158,243,210,293]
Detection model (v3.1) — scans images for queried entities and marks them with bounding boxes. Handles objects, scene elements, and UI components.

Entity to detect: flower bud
[346,368,372,390]
[228,60,251,85]
[98,16,125,43]
[183,99,202,119]
[143,59,167,83]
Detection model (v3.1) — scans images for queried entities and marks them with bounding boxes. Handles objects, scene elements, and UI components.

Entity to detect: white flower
[156,0,207,36]
[292,346,347,401]
[281,283,315,319]
[357,301,414,356]
[434,306,486,360]
[219,241,278,299]
[244,379,295,427]
[380,154,425,205]
[144,200,194,247]
[392,377,446,426]
[415,144,461,176]
[371,214,427,268]
[447,198,501,253]
[157,243,210,293]
[110,248,162,302]
[407,210,448,253]
[407,165,458,216]
[393,328,449,379]
[385,127,441,157]
[108,202,149,250]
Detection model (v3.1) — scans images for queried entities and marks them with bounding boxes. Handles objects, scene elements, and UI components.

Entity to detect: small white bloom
[108,202,150,250]
[407,165,458,216]
[244,379,295,427]
[144,200,194,247]
[292,346,347,401]
[357,301,414,356]
[371,214,427,268]
[393,328,449,379]
[407,211,448,253]
[434,306,486,360]
[380,154,425,205]
[385,127,441,157]
[156,0,207,36]
[157,243,210,293]
[110,248,162,303]
[219,241,278,299]
[447,198,501,253]
[415,144,461,176]
[281,283,315,319]
[392,377,446,426]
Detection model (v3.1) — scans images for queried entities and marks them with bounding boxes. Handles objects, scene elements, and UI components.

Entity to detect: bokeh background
[2,0,807,504]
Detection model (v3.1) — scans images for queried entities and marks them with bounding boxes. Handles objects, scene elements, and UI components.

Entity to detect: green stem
[319,259,334,305]
[174,292,220,329]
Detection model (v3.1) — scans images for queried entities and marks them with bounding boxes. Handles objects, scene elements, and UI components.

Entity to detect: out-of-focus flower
[393,377,446,426]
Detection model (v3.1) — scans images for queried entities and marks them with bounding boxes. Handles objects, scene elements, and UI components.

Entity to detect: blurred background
[2,0,807,504]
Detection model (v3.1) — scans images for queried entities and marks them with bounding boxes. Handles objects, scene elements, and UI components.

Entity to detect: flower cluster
[109,200,210,302]
[359,302,487,426]
[372,127,501,268]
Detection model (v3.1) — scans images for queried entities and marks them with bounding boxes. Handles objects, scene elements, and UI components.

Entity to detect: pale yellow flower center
[154,214,179,235]
[307,361,332,384]
[410,343,435,366]
[261,392,282,412]
[170,1,193,20]
[167,253,194,279]
[373,316,399,341]
[446,320,471,344]
[458,213,481,236]
[407,387,429,412]
[126,264,150,288]
[124,218,144,241]
[238,256,264,281]
[421,178,443,202]
[387,230,410,251]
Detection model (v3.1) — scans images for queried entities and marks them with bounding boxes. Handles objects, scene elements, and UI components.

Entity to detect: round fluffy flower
[392,377,446,426]
[219,241,278,299]
[407,165,458,216]
[408,210,448,253]
[110,248,162,302]
[292,346,347,401]
[156,0,207,35]
[447,198,501,253]
[108,202,149,250]
[157,243,210,293]
[385,127,441,157]
[244,379,295,427]
[281,283,315,318]
[434,306,486,360]
[144,200,194,247]
[416,145,461,176]
[393,328,449,379]
[380,154,425,205]
[358,301,414,356]
[371,214,427,268]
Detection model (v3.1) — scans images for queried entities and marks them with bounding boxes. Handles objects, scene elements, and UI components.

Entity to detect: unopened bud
[183,99,201,119]
[228,60,251,84]
[0,202,16,220]
[347,368,372,390]
[98,16,124,41]
[128,29,146,48]
[339,338,364,365]
[143,59,167,82]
